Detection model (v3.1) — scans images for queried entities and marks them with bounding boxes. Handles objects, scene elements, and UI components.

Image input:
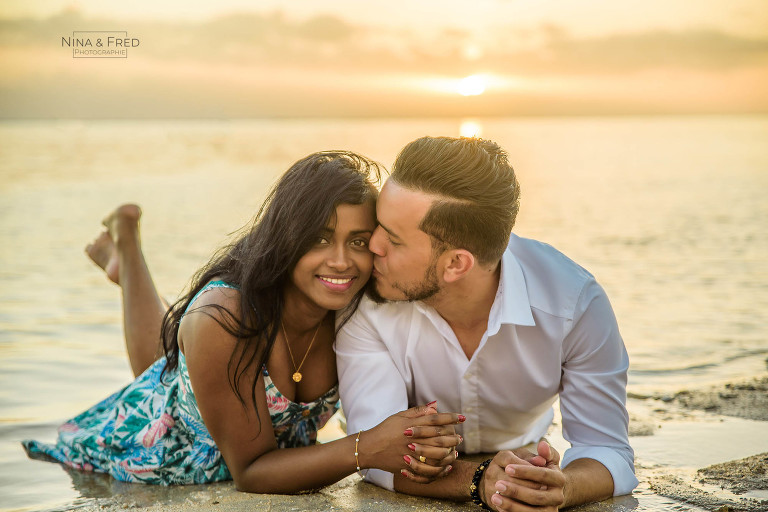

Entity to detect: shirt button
[302,409,311,417]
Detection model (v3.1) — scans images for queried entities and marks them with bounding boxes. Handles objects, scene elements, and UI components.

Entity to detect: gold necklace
[280,320,321,383]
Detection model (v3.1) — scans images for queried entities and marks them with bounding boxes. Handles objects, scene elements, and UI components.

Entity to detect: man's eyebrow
[377,222,402,241]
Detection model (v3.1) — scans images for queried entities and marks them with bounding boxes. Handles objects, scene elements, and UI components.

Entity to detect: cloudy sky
[1,0,767,118]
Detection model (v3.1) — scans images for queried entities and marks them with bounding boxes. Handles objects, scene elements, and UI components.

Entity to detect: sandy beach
[45,374,766,512]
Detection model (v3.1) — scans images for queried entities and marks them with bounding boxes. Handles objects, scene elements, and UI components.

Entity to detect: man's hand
[482,441,566,511]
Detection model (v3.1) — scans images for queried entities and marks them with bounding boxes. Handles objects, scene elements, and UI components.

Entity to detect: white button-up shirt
[336,234,638,495]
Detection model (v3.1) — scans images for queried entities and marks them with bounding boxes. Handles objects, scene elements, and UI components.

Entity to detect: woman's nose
[326,245,352,270]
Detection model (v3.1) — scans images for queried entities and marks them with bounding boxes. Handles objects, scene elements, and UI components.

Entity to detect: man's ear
[441,249,475,283]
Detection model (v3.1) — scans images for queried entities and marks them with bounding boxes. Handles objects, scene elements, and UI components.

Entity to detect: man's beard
[366,261,440,304]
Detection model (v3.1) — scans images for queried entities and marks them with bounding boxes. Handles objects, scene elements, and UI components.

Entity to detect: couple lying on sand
[24,136,638,511]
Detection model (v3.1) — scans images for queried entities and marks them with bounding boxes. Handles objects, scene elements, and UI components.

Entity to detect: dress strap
[182,280,238,317]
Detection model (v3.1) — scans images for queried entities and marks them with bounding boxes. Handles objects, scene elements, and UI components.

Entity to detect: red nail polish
[400,470,409,478]
[459,435,463,443]
[403,455,412,464]
[426,400,437,407]
[458,415,466,422]
[404,428,413,437]
[447,465,453,473]
[408,443,416,451]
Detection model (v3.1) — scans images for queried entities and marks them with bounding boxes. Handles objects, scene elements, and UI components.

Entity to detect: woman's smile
[317,274,356,292]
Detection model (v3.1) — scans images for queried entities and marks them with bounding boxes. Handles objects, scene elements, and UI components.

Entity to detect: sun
[457,75,487,96]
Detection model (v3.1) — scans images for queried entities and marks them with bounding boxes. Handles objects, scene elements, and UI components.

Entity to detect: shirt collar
[414,245,536,335]
[490,246,536,329]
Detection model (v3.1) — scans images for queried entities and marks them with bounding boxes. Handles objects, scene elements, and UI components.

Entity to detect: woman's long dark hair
[160,151,382,413]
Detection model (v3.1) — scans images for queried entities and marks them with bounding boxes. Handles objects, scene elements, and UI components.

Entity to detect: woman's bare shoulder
[179,281,242,353]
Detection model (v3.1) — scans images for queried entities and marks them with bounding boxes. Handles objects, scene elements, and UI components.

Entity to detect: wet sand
[630,375,768,512]
[40,375,768,512]
[660,376,768,422]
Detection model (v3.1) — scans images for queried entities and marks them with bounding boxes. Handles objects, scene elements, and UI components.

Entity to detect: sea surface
[1,116,766,511]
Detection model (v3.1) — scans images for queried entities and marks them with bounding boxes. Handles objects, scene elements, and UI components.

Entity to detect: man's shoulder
[509,234,591,273]
[350,294,416,326]
[507,234,598,319]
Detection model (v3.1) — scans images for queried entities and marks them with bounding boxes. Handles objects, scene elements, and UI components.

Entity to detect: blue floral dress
[23,281,340,485]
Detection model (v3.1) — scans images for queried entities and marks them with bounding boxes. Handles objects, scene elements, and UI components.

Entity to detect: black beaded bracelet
[469,458,494,510]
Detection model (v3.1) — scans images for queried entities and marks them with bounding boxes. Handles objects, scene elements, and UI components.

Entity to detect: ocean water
[0,116,766,511]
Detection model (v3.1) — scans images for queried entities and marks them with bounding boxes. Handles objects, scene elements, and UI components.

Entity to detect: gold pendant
[292,372,302,382]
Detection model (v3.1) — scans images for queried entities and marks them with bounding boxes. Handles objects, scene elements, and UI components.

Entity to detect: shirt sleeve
[335,300,409,491]
[559,279,639,496]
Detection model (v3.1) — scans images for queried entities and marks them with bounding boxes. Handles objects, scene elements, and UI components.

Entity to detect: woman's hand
[359,403,464,483]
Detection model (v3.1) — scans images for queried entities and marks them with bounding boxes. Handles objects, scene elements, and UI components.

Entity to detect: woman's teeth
[320,277,353,284]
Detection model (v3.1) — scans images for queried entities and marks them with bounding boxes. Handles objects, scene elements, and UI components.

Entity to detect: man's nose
[368,226,386,257]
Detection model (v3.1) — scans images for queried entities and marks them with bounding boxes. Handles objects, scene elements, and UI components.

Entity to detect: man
[335,136,638,510]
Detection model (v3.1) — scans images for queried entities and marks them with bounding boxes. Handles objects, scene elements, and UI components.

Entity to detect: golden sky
[1,1,767,118]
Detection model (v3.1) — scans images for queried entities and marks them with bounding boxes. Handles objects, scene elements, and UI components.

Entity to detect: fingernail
[491,494,503,506]
[458,415,466,422]
[446,465,453,473]
[458,435,463,443]
[403,455,413,465]
[408,443,416,451]
[400,470,409,478]
[495,482,506,493]
[426,400,437,407]
[455,450,459,458]
[505,465,516,476]
[404,428,413,437]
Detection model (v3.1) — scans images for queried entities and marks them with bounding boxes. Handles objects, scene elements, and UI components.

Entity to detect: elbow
[232,472,258,493]
[232,471,275,494]
[230,464,270,494]
[232,468,316,495]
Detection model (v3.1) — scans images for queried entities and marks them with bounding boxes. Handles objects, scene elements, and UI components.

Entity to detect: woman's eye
[350,239,369,248]
[317,237,330,245]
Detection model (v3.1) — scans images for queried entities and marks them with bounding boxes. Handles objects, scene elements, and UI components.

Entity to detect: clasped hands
[363,405,565,510]
[480,440,566,511]
[362,402,464,482]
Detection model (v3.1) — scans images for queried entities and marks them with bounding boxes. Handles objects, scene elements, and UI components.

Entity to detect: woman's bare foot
[103,204,142,244]
[86,231,120,284]
[85,204,143,285]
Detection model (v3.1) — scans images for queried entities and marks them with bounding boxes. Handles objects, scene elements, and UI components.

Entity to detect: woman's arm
[180,289,461,493]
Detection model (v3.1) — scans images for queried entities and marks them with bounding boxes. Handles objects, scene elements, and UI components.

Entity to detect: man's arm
[481,280,637,510]
[557,279,638,499]
[335,300,409,490]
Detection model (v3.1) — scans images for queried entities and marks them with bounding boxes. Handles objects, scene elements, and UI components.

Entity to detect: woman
[23,151,463,493]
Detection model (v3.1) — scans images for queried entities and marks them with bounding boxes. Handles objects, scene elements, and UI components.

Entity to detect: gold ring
[418,455,426,463]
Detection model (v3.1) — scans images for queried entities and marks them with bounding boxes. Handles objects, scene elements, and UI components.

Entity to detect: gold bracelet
[354,430,363,471]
